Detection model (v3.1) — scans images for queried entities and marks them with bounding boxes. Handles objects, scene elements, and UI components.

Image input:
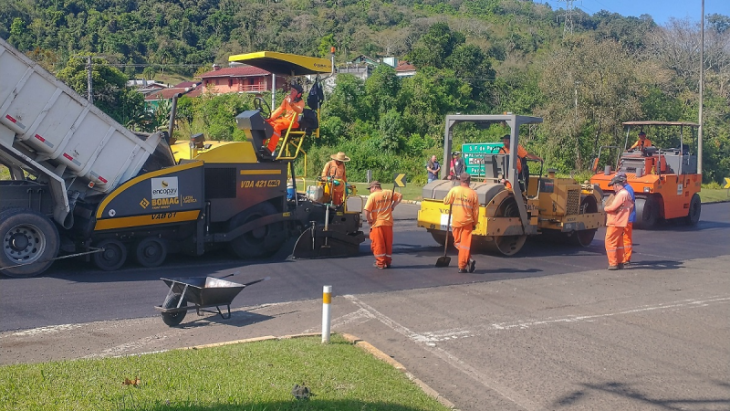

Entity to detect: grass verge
[698,188,729,203]
[0,334,450,411]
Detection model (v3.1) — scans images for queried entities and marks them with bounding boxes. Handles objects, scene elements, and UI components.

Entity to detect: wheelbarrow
[155,275,268,326]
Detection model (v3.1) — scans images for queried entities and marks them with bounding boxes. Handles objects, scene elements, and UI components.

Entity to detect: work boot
[607,265,619,270]
[618,263,624,269]
[373,262,384,270]
[468,259,476,273]
[458,267,468,273]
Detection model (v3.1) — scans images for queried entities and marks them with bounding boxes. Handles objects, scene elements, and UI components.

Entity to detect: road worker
[629,131,653,151]
[262,83,305,156]
[448,152,464,180]
[616,172,636,265]
[603,175,634,270]
[499,134,542,193]
[321,151,349,206]
[364,180,402,269]
[443,172,479,273]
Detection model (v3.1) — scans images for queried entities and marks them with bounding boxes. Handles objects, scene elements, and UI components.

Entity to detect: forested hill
[2,1,729,183]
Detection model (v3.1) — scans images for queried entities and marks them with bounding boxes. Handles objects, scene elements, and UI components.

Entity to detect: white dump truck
[0,39,364,278]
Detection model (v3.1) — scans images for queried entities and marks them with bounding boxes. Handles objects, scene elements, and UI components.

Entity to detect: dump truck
[418,114,605,255]
[589,121,702,228]
[0,38,364,277]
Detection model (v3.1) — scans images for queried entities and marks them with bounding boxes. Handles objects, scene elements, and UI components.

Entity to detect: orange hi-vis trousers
[452,226,473,270]
[265,117,298,152]
[622,223,633,264]
[370,226,393,268]
[605,226,626,267]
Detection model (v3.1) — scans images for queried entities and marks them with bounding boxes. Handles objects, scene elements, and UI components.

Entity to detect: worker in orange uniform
[263,83,305,156]
[443,173,479,273]
[321,151,349,206]
[629,131,653,151]
[603,175,634,270]
[364,180,402,269]
[499,134,542,192]
[616,172,636,265]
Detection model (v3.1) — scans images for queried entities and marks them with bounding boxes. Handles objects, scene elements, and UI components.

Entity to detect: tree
[406,22,465,69]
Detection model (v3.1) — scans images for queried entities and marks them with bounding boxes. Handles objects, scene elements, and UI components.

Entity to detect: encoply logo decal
[151,177,179,199]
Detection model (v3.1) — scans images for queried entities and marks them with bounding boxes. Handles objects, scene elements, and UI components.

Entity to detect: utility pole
[86,55,93,104]
[698,0,704,175]
[560,0,576,39]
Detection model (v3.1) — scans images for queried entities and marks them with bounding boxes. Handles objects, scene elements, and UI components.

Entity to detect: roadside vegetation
[1,1,728,184]
[0,335,449,411]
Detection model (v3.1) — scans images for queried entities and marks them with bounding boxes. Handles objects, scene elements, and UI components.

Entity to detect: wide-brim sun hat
[331,152,350,162]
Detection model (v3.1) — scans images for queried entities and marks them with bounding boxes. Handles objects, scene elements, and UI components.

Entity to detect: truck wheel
[161,292,187,326]
[228,202,284,258]
[0,208,60,278]
[635,196,659,229]
[685,193,701,225]
[135,237,167,268]
[92,239,128,271]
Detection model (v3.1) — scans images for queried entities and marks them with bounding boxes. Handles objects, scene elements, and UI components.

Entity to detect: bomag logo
[140,198,150,209]
[152,197,180,207]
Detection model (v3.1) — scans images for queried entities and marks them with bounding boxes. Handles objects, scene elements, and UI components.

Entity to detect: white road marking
[81,335,168,359]
[303,308,375,333]
[6,324,83,337]
[344,295,541,411]
[488,296,730,331]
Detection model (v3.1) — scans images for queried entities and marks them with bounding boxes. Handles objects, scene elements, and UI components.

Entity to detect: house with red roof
[198,64,288,94]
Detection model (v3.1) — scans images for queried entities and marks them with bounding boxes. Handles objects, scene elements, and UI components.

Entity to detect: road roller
[417,114,605,256]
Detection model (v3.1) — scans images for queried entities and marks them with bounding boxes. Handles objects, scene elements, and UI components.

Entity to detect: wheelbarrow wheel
[161,292,187,326]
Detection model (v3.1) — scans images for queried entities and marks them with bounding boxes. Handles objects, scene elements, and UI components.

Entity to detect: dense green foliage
[2,0,728,183]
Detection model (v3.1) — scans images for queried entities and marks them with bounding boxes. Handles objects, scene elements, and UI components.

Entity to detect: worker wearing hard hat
[321,152,349,206]
[364,180,402,269]
[443,173,479,273]
[604,175,634,270]
[629,131,653,151]
[616,172,636,265]
[263,83,305,156]
[499,134,542,192]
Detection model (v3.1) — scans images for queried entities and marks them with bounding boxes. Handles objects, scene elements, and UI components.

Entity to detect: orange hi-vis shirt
[364,189,402,228]
[443,185,480,228]
[271,96,304,122]
[629,138,653,150]
[321,160,346,181]
[499,144,529,173]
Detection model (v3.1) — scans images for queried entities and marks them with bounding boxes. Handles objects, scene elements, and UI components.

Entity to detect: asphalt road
[1,203,729,410]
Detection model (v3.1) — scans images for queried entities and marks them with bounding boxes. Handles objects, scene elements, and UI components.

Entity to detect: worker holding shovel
[442,173,479,273]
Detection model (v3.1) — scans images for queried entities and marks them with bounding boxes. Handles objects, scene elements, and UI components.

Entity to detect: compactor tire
[0,208,60,278]
[570,229,597,247]
[481,195,527,256]
[228,202,284,259]
[161,292,187,327]
[93,239,128,271]
[135,237,168,268]
[635,196,659,229]
[684,194,701,225]
[430,231,453,248]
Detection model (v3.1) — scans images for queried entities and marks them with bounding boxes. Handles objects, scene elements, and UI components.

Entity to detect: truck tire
[635,196,659,229]
[0,208,60,278]
[92,238,128,271]
[227,202,284,259]
[161,292,187,326]
[135,237,168,268]
[685,193,701,225]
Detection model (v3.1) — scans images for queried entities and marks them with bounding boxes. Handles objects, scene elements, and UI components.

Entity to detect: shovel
[435,204,453,267]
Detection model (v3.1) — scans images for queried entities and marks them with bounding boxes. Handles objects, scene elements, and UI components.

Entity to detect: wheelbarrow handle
[242,277,270,287]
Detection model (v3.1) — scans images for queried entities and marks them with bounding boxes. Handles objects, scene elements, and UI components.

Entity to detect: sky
[545,0,729,25]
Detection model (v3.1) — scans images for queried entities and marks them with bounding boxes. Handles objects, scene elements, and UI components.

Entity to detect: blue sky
[545,0,729,25]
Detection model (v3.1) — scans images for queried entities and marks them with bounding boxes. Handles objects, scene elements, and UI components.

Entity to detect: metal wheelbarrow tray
[155,276,266,326]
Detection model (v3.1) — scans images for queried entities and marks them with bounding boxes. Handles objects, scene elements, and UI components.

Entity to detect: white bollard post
[322,285,332,343]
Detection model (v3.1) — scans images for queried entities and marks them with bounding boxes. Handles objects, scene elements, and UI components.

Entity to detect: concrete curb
[179,332,457,410]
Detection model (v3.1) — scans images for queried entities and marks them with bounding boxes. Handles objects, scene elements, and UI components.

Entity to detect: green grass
[0,165,9,180]
[0,335,449,411]
[698,188,729,203]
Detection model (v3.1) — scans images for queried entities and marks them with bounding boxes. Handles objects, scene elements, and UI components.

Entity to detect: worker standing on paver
[443,173,479,273]
[321,152,350,206]
[364,181,402,269]
[616,172,636,265]
[262,83,305,156]
[604,175,634,270]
